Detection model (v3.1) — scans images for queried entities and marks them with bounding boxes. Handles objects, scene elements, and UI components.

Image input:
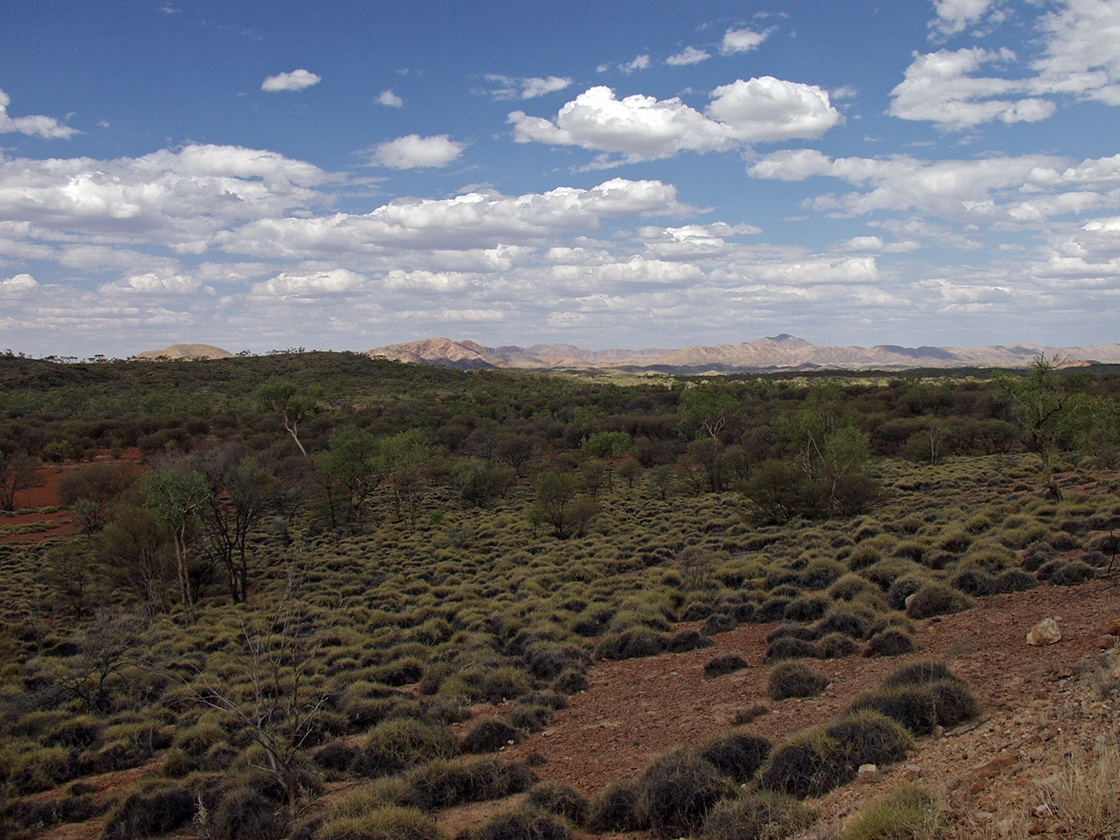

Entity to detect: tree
[998,355,1117,501]
[450,458,516,508]
[98,502,174,610]
[527,472,597,539]
[43,611,145,713]
[0,451,38,511]
[315,426,382,530]
[141,460,209,622]
[255,379,322,458]
[196,447,282,602]
[185,573,331,818]
[57,461,135,534]
[679,383,740,441]
[381,429,432,530]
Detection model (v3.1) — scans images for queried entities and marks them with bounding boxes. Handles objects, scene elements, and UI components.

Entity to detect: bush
[927,678,980,727]
[840,784,939,840]
[637,750,737,837]
[316,806,447,840]
[752,597,792,623]
[950,568,998,597]
[587,779,646,833]
[210,786,288,840]
[818,632,858,659]
[1049,561,1095,586]
[759,729,854,799]
[882,661,954,688]
[824,711,913,768]
[406,756,536,809]
[462,717,523,754]
[102,785,196,840]
[767,661,829,701]
[354,719,459,777]
[704,654,748,678]
[551,670,588,694]
[702,613,737,636]
[471,806,571,840]
[864,629,915,658]
[526,781,589,826]
[508,703,552,733]
[848,687,938,737]
[594,628,666,660]
[697,732,772,784]
[783,595,830,623]
[904,584,969,619]
[667,629,715,653]
[995,569,1037,593]
[815,610,870,640]
[479,666,534,703]
[765,636,819,662]
[701,789,815,840]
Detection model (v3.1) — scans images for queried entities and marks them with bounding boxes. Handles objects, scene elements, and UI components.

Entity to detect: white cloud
[261,69,322,93]
[376,89,403,107]
[367,135,466,169]
[1,273,39,291]
[929,0,1003,37]
[721,27,771,54]
[620,55,651,74]
[257,267,367,298]
[508,79,840,164]
[1032,0,1120,105]
[100,271,204,296]
[0,88,78,139]
[484,75,572,100]
[889,47,1056,130]
[666,47,711,66]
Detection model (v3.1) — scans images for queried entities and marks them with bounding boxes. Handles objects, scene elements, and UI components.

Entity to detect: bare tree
[0,451,39,511]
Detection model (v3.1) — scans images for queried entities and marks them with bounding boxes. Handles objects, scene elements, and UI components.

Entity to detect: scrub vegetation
[0,350,1117,839]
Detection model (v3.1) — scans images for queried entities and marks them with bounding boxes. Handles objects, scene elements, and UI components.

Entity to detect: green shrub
[701,789,815,840]
[840,784,939,840]
[815,610,870,640]
[864,629,915,658]
[637,750,737,837]
[824,710,913,768]
[587,779,646,833]
[882,661,954,688]
[702,613,738,635]
[830,573,875,601]
[526,781,589,826]
[102,785,196,840]
[210,785,288,840]
[697,732,772,784]
[471,805,571,840]
[667,629,715,653]
[905,584,969,619]
[848,687,938,736]
[927,678,980,727]
[406,756,536,809]
[355,718,459,777]
[995,569,1037,592]
[767,661,829,701]
[316,805,446,840]
[508,703,552,733]
[479,666,534,703]
[1049,560,1095,586]
[818,633,858,659]
[759,729,854,798]
[462,717,523,754]
[594,628,667,660]
[704,654,748,678]
[765,636,819,662]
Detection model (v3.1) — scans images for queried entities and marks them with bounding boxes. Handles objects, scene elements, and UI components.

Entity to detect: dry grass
[1040,740,1120,839]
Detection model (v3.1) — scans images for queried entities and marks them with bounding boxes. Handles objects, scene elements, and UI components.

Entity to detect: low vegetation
[0,350,1117,839]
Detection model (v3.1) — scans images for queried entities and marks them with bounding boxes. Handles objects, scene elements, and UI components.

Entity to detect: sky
[2,0,1120,358]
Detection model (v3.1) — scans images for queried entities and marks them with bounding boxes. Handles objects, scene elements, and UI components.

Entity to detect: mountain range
[364,335,1120,372]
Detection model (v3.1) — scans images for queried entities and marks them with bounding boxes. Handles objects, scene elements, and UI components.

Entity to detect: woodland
[0,350,1118,840]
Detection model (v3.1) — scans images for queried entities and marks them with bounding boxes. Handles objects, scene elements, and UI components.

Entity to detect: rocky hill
[132,343,234,360]
[367,335,1120,372]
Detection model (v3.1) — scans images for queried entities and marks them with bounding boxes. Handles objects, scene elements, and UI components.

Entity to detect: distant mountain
[133,343,234,360]
[367,336,1120,372]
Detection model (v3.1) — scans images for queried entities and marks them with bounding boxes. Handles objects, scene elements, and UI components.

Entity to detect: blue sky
[2,0,1120,357]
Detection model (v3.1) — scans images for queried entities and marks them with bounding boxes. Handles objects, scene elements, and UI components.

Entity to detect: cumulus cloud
[0,88,78,139]
[484,75,572,100]
[261,69,322,92]
[1033,0,1120,105]
[889,47,1056,130]
[1,273,39,291]
[367,135,466,169]
[721,27,771,54]
[620,55,651,74]
[100,271,204,296]
[376,89,403,107]
[929,0,1004,37]
[257,267,367,298]
[508,79,840,164]
[666,47,711,66]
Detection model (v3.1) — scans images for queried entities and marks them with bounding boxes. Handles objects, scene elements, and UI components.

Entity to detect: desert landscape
[0,349,1117,840]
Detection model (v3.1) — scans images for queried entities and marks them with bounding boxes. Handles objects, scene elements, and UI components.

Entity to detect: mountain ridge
[365,336,1120,372]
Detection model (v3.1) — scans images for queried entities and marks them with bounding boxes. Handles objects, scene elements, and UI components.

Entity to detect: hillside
[366,335,1120,372]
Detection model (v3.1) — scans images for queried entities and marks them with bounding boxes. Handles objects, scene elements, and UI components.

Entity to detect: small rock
[995,819,1017,837]
[1096,634,1115,649]
[900,764,922,780]
[857,763,880,783]
[1027,618,1062,646]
